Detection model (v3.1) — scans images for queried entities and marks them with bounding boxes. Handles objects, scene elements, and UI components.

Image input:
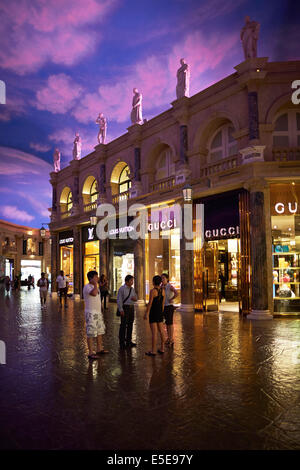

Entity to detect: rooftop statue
[241,16,260,59]
[73,132,82,160]
[96,113,107,144]
[131,88,143,125]
[176,58,190,99]
[53,148,61,172]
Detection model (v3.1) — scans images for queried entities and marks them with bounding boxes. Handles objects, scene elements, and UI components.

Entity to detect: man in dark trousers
[117,275,137,350]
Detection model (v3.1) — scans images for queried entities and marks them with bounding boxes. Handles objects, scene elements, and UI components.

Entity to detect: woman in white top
[37,272,49,308]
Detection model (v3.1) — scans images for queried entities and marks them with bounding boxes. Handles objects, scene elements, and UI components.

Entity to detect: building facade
[49,58,300,318]
[0,219,51,283]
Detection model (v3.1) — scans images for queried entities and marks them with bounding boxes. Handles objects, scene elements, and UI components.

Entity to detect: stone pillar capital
[244,178,269,193]
[95,143,107,162]
[127,123,142,146]
[171,96,190,125]
[234,57,269,90]
[69,159,80,175]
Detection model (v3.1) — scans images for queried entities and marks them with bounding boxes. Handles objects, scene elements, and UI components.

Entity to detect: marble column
[178,203,194,313]
[130,147,142,198]
[50,232,58,294]
[73,227,81,299]
[247,188,272,320]
[134,238,145,304]
[180,125,188,164]
[248,91,259,141]
[100,238,107,277]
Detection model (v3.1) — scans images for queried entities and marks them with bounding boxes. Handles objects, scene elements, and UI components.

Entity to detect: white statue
[53,148,61,172]
[73,132,82,160]
[131,88,143,125]
[176,58,190,99]
[95,113,107,144]
[241,16,260,60]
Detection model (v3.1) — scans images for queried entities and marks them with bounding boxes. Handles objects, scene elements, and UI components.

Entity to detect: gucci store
[193,189,251,313]
[271,183,300,315]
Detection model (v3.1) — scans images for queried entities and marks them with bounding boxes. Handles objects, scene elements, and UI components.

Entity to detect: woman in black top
[144,275,165,356]
[99,274,109,309]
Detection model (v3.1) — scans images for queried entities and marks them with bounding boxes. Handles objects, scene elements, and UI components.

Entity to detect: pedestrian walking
[161,273,178,347]
[144,275,165,356]
[117,275,138,350]
[56,270,68,308]
[83,270,108,360]
[28,274,32,290]
[99,274,109,310]
[37,272,49,308]
[4,276,10,294]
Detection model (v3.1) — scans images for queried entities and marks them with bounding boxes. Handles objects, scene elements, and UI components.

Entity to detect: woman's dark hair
[153,275,162,286]
[161,273,169,280]
[125,274,133,283]
[87,270,98,281]
[100,274,106,282]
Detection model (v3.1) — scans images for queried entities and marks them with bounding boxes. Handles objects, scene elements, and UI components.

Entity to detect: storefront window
[145,227,181,303]
[83,240,99,284]
[60,245,73,294]
[271,183,300,315]
[113,251,134,295]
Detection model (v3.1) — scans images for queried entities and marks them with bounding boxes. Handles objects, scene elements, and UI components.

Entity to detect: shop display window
[83,241,99,284]
[60,245,73,293]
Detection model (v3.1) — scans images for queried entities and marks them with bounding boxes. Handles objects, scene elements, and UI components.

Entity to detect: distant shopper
[28,274,32,290]
[83,270,108,360]
[161,273,178,347]
[56,270,68,308]
[117,275,138,350]
[32,275,35,289]
[218,270,226,302]
[99,274,109,310]
[144,275,165,356]
[37,273,49,308]
[4,276,10,294]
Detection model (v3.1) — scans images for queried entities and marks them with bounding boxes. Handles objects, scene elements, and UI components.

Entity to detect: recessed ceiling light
[288,228,292,231]
[274,225,277,229]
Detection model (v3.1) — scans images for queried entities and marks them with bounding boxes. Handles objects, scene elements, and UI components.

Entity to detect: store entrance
[60,245,74,294]
[203,238,240,312]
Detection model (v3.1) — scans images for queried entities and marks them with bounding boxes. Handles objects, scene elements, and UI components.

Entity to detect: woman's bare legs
[150,323,157,354]
[157,322,165,352]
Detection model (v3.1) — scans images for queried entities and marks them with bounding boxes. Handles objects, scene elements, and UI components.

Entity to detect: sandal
[96,350,109,355]
[157,349,165,354]
[88,354,99,360]
[145,351,156,356]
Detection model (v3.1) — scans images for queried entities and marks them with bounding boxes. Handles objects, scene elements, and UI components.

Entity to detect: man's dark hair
[161,273,169,280]
[125,275,133,283]
[60,270,63,275]
[41,272,45,277]
[153,275,162,286]
[88,270,98,281]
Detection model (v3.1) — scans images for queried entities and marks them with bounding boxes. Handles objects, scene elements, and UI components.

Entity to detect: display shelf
[273,282,300,285]
[274,296,300,300]
[272,252,300,255]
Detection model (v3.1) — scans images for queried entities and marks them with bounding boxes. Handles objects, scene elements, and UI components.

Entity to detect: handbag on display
[116,287,132,317]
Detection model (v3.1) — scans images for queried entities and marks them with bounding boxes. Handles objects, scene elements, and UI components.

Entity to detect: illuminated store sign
[108,218,177,236]
[59,230,74,246]
[205,226,240,239]
[275,202,298,215]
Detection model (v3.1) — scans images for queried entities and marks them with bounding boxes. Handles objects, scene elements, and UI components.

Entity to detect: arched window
[66,191,73,212]
[273,111,300,147]
[90,179,98,203]
[119,165,131,194]
[155,147,175,180]
[209,124,237,163]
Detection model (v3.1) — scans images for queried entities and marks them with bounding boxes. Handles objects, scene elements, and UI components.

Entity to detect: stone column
[100,238,107,277]
[180,125,188,164]
[50,172,58,222]
[134,238,145,304]
[247,180,273,320]
[50,232,58,295]
[171,96,191,185]
[178,202,194,313]
[70,160,80,215]
[73,227,81,299]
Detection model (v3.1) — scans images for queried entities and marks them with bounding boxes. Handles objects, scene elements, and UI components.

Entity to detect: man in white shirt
[83,270,108,360]
[56,270,68,308]
[117,275,138,350]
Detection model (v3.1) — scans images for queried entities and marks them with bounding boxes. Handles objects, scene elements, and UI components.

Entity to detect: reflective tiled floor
[0,286,300,450]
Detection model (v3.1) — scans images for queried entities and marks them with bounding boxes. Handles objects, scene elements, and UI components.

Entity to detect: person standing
[83,270,108,360]
[117,275,138,350]
[99,274,109,310]
[144,275,165,356]
[28,274,32,290]
[37,272,49,308]
[4,276,10,294]
[56,270,68,308]
[161,273,178,347]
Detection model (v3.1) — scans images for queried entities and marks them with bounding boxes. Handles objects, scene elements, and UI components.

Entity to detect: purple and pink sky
[0,0,299,228]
